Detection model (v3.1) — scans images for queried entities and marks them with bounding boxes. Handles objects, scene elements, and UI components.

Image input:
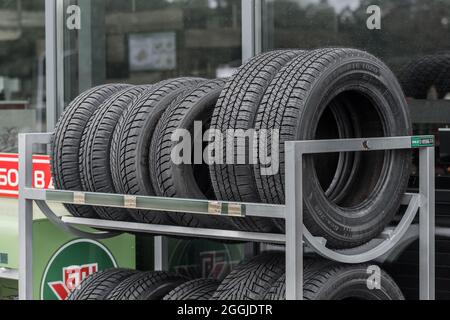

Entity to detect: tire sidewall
[170,87,222,199]
[295,57,411,246]
[309,267,404,300]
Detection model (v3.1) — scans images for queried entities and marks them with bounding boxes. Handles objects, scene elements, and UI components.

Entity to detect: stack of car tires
[52,48,411,300]
[68,252,404,300]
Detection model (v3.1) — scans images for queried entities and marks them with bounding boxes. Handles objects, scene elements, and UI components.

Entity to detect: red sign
[0,153,53,198]
[48,263,98,301]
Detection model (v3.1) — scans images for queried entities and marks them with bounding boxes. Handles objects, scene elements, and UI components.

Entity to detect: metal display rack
[18,133,435,300]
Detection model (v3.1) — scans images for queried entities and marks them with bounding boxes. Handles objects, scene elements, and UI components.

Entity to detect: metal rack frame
[18,133,435,300]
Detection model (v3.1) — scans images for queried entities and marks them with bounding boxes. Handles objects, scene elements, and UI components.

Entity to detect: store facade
[1,0,450,300]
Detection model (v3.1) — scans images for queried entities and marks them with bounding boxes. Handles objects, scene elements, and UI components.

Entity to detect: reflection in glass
[63,0,242,104]
[262,0,450,180]
[0,0,46,152]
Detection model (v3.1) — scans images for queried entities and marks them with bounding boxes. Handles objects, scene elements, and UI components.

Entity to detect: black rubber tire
[209,50,301,232]
[51,84,131,218]
[254,48,412,248]
[150,79,234,229]
[106,271,188,300]
[264,258,333,300]
[212,251,284,300]
[163,279,220,300]
[435,62,450,98]
[110,78,205,224]
[266,263,405,300]
[398,54,450,99]
[67,268,137,300]
[79,86,150,221]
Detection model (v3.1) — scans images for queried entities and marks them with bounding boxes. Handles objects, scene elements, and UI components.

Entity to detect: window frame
[45,0,258,128]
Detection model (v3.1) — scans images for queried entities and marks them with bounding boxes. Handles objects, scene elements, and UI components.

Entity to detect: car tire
[163,279,220,300]
[79,86,150,221]
[67,268,137,300]
[150,79,235,229]
[254,48,412,248]
[266,263,405,300]
[106,271,187,300]
[51,84,131,218]
[212,251,284,300]
[110,78,205,224]
[209,50,301,232]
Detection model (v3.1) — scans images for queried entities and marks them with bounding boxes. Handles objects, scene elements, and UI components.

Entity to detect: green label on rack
[411,136,434,148]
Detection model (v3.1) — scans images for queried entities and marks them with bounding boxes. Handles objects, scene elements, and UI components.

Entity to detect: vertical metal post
[46,0,65,127]
[241,0,263,62]
[285,142,303,300]
[18,134,34,300]
[419,146,435,300]
[45,0,58,132]
[254,0,262,55]
[56,0,65,119]
[241,0,255,62]
[154,236,169,271]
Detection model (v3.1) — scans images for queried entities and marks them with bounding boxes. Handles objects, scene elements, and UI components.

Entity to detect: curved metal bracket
[36,200,122,240]
[303,194,420,264]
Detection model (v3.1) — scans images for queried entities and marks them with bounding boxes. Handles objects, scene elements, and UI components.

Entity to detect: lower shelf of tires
[69,252,405,301]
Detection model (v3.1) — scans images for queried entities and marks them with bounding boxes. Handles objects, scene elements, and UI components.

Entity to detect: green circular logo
[40,239,117,300]
[169,239,242,280]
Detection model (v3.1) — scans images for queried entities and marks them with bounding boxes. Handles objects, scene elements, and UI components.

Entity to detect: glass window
[62,0,242,104]
[262,0,450,64]
[262,0,450,187]
[59,0,244,272]
[0,0,46,152]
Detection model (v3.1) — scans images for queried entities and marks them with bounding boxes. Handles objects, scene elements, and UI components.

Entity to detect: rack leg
[18,134,34,300]
[285,143,303,300]
[154,236,169,271]
[419,147,435,300]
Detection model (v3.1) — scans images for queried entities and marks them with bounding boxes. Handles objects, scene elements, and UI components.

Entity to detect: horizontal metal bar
[61,216,286,244]
[436,227,450,238]
[19,133,52,145]
[402,193,414,205]
[23,188,46,201]
[0,268,19,280]
[290,136,434,155]
[45,189,285,219]
[31,189,418,220]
